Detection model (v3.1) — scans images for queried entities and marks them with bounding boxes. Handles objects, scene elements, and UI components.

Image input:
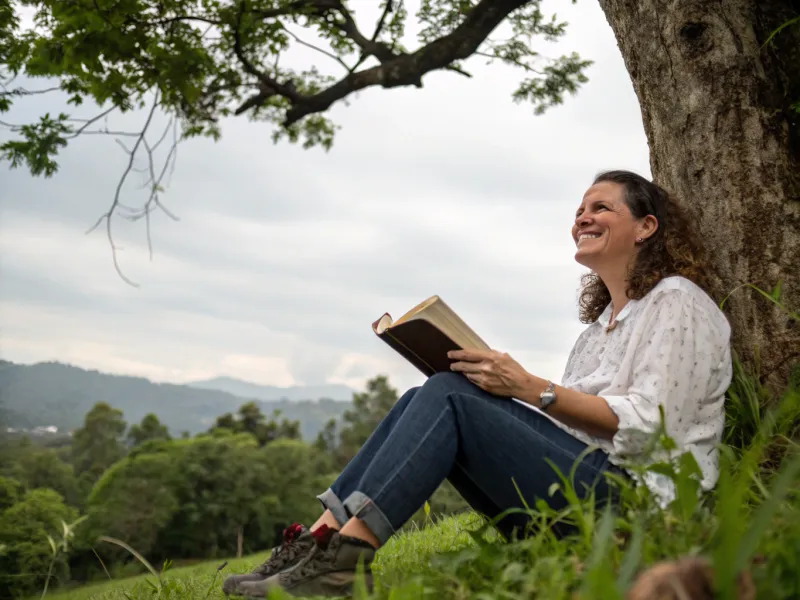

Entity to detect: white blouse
[552,275,732,506]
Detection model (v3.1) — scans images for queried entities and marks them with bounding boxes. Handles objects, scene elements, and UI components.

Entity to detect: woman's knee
[424,371,474,395]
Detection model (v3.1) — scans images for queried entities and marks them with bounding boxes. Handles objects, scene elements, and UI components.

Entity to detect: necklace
[605,305,617,333]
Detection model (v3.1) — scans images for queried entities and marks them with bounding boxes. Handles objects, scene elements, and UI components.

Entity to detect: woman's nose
[575,214,592,227]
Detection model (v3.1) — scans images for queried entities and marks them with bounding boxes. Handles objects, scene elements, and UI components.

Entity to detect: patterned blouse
[553,275,732,506]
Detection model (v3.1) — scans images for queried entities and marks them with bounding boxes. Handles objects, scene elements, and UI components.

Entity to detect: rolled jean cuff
[343,491,395,545]
[316,488,348,527]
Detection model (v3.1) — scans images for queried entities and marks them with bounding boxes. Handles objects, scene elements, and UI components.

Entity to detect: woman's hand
[448,349,539,398]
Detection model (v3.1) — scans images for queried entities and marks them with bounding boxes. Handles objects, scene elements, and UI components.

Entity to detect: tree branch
[330,0,397,63]
[371,0,394,43]
[139,14,222,27]
[283,0,528,125]
[232,1,302,109]
[233,0,525,121]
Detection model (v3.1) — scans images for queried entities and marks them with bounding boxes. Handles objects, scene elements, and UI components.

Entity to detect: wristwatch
[539,381,557,411]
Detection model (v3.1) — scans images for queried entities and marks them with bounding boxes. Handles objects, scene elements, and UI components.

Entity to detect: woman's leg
[315,385,422,527]
[236,373,621,598]
[330,372,619,546]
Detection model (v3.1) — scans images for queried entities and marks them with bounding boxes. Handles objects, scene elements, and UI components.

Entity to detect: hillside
[0,360,352,440]
[188,376,353,402]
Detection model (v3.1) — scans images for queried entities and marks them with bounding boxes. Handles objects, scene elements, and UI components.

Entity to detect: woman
[223,170,732,598]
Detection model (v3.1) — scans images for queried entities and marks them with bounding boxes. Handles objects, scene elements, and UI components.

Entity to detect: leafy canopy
[1,0,589,176]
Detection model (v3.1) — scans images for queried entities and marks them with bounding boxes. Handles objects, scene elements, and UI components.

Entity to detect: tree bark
[597,0,800,386]
[237,525,244,558]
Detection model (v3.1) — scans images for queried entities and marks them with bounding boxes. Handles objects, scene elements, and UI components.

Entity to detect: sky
[0,0,651,394]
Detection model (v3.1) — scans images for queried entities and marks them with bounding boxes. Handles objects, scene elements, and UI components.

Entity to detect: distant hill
[0,360,353,440]
[188,376,354,402]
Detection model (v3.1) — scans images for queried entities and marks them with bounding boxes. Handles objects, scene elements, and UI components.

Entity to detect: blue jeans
[317,372,622,544]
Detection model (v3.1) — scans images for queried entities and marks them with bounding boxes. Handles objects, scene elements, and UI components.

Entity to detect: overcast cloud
[0,0,650,394]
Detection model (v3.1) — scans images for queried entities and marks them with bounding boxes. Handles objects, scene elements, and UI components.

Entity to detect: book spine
[378,331,436,378]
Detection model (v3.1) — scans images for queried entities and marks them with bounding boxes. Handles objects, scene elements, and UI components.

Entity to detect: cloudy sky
[0,0,650,394]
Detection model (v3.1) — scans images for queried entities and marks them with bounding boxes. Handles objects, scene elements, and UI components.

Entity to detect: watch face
[541,392,556,407]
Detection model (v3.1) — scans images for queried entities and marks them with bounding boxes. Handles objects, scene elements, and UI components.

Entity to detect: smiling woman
[221,170,733,599]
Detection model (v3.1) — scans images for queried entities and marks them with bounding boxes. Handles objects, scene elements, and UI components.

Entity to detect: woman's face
[572,181,651,272]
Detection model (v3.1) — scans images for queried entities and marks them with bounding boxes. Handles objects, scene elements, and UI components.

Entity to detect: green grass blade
[98,536,161,581]
[616,518,644,593]
[733,452,800,572]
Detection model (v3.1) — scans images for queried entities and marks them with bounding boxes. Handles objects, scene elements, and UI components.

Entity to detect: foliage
[0,488,79,599]
[1,0,589,171]
[0,475,21,511]
[126,414,171,447]
[0,439,82,508]
[79,432,331,572]
[329,375,399,470]
[210,402,300,447]
[83,447,182,562]
[70,403,128,488]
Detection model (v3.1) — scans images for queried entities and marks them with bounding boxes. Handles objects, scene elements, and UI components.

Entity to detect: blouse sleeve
[599,288,731,457]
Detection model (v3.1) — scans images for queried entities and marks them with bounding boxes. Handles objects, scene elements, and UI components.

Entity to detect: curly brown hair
[578,170,711,324]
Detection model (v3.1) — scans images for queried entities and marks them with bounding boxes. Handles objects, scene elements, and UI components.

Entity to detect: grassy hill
[0,360,352,440]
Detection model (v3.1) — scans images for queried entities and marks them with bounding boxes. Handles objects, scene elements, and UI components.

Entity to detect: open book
[371,296,490,377]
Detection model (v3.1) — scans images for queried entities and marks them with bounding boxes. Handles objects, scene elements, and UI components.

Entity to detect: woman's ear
[637,215,659,242]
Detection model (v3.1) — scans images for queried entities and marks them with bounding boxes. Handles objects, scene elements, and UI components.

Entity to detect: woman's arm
[516,376,620,440]
[447,349,619,439]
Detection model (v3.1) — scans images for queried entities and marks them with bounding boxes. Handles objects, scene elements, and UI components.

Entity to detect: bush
[0,488,78,598]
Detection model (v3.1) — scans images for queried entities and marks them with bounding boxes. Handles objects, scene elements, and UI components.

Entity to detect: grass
[45,513,485,600]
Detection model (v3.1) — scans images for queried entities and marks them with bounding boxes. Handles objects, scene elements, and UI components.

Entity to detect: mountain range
[0,360,356,440]
[188,376,354,402]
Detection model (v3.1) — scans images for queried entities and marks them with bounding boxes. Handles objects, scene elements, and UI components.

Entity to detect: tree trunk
[597,0,800,386]
[237,525,244,558]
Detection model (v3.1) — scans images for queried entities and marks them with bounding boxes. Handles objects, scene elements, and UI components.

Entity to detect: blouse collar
[597,298,637,328]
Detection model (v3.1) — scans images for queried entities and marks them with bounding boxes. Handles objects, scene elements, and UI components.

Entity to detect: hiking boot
[222,523,314,596]
[237,525,376,598]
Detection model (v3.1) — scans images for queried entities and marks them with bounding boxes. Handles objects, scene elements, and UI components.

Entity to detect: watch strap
[539,381,557,411]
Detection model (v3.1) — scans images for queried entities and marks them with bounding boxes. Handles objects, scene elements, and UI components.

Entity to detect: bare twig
[67,106,118,139]
[474,50,545,74]
[72,130,144,137]
[278,23,349,70]
[445,64,472,77]
[0,85,62,97]
[85,91,162,287]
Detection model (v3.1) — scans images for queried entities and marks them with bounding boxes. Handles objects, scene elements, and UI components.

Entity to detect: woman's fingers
[449,360,484,373]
